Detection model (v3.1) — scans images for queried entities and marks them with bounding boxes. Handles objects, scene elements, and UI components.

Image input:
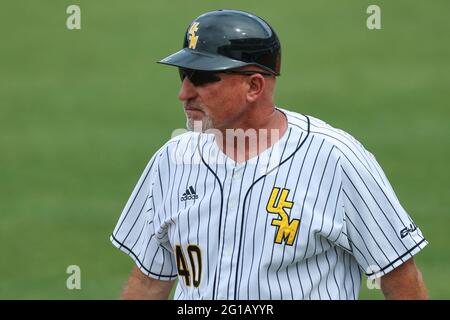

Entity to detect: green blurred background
[1,0,449,299]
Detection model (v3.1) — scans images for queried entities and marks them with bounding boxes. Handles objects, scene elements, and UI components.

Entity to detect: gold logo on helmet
[188,22,200,49]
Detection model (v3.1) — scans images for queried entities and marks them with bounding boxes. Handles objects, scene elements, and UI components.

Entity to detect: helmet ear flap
[275,50,281,76]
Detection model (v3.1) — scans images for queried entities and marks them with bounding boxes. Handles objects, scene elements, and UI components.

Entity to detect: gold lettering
[267,188,300,245]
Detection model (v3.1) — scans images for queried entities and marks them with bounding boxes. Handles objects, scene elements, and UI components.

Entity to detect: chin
[186,116,215,132]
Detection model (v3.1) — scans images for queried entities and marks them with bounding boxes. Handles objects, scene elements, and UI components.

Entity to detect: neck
[214,105,288,163]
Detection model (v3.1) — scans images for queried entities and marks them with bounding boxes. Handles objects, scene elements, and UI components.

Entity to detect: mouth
[184,106,201,111]
[184,105,204,114]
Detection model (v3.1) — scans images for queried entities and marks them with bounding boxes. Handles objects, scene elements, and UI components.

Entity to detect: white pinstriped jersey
[111,108,427,300]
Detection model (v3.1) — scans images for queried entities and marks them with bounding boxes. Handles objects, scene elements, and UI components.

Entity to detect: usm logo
[267,187,300,246]
[188,22,200,49]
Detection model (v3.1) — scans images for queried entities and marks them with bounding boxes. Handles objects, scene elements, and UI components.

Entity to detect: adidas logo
[180,186,199,201]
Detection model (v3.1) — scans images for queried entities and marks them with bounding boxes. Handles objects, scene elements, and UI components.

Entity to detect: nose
[178,77,198,101]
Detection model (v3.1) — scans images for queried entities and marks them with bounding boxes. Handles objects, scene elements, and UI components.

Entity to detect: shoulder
[281,108,378,170]
[151,130,201,161]
[137,131,201,181]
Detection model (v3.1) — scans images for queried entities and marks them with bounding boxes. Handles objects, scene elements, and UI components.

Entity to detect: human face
[178,69,249,132]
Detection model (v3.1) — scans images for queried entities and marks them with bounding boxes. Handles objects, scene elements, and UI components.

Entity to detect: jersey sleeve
[335,141,428,280]
[110,151,178,281]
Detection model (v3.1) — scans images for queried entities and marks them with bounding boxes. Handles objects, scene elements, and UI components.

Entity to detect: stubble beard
[186,110,214,132]
[187,117,214,132]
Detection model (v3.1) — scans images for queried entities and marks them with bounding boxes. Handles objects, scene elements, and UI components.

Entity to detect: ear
[246,74,265,103]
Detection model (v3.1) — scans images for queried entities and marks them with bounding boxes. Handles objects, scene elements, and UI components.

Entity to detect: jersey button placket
[232,170,243,180]
[228,199,237,210]
[216,169,241,298]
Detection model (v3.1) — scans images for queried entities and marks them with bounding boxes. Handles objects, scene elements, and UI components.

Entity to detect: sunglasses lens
[179,69,221,86]
[192,72,221,86]
[179,68,188,81]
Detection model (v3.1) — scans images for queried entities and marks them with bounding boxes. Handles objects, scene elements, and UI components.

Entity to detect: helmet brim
[157,48,249,71]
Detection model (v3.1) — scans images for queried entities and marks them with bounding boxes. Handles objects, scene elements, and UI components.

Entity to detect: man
[111,9,428,300]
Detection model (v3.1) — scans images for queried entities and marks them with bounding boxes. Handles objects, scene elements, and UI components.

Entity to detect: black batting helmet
[158,9,281,76]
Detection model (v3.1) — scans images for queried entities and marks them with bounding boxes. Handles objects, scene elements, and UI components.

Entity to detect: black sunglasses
[179,68,275,86]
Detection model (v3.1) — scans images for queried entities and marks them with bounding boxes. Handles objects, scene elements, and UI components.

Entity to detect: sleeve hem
[110,234,178,281]
[366,238,428,280]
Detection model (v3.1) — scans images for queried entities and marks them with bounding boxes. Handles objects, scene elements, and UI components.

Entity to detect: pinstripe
[261,130,292,299]
[245,148,273,298]
[304,142,334,299]
[167,141,180,238]
[341,248,349,299]
[245,146,276,298]
[205,137,220,290]
[322,239,333,299]
[226,162,248,297]
[211,155,230,299]
[143,233,156,266]
[174,136,193,299]
[307,146,338,298]
[347,253,356,299]
[160,248,166,275]
[150,182,160,232]
[331,246,341,299]
[161,147,171,223]
[191,138,208,298]
[237,156,260,299]
[157,159,164,202]
[201,137,214,288]
[216,165,235,294]
[311,145,336,255]
[324,168,342,241]
[184,138,197,243]
[291,135,316,298]
[176,289,183,300]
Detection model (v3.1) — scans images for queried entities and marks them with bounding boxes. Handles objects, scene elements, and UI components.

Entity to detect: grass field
[1,0,449,299]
